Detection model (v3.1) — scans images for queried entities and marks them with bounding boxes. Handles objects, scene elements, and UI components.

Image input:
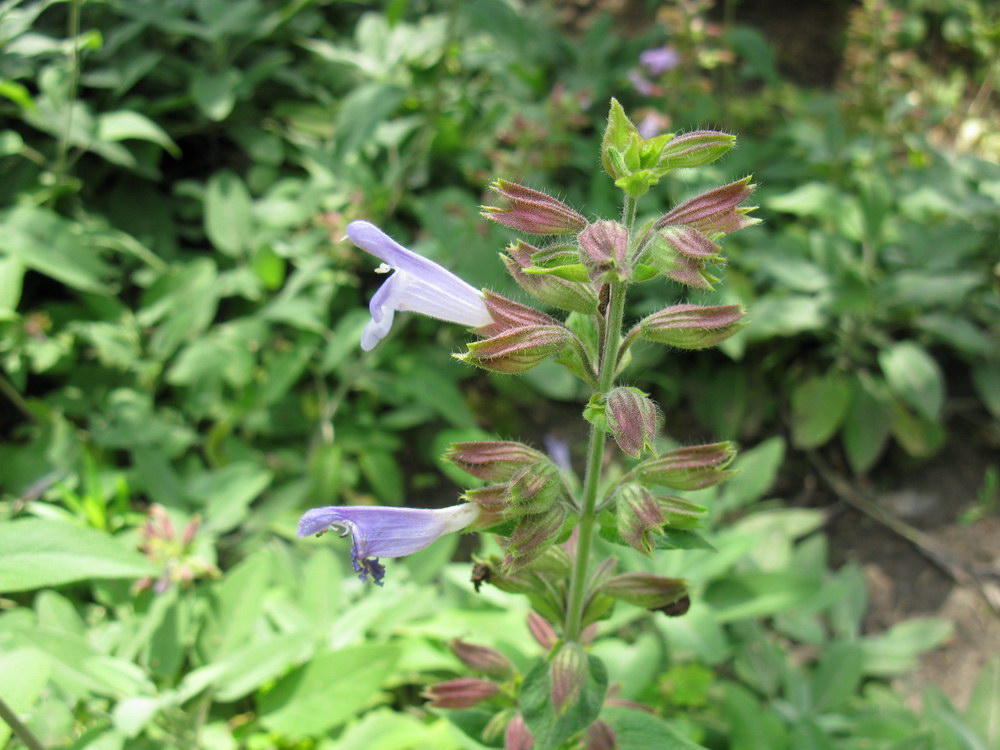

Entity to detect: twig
[0,695,46,750]
[807,451,1000,615]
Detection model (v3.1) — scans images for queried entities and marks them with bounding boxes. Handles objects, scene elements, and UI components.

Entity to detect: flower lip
[346,221,493,350]
[298,503,480,585]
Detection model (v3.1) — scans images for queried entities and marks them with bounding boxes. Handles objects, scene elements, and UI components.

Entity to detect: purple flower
[297,503,481,585]
[640,45,680,75]
[628,69,657,96]
[347,221,493,350]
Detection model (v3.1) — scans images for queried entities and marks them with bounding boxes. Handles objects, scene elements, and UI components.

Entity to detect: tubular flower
[298,504,481,585]
[346,221,493,350]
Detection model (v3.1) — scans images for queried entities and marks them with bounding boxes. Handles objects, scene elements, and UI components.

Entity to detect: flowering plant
[299,99,758,749]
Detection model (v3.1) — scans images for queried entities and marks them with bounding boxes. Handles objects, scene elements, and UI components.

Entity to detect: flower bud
[658,496,707,529]
[638,303,747,350]
[423,677,499,708]
[507,462,564,515]
[635,442,736,490]
[527,612,558,651]
[505,714,535,750]
[483,179,587,235]
[459,325,571,374]
[450,639,514,679]
[446,441,548,483]
[601,573,688,610]
[614,483,664,555]
[655,177,759,237]
[479,290,563,337]
[550,643,587,716]
[656,130,736,171]
[578,221,630,281]
[463,485,512,528]
[605,387,659,457]
[504,503,568,572]
[502,241,600,314]
[584,719,618,750]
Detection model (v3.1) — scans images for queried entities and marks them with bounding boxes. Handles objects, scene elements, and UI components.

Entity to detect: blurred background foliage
[0,0,997,748]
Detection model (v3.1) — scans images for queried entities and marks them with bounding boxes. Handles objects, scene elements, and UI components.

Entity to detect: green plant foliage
[0,0,996,747]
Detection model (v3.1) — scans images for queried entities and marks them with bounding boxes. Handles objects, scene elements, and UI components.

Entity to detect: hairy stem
[563,196,636,641]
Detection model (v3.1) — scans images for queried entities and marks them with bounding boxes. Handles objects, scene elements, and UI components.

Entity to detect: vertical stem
[563,196,636,641]
[49,0,83,207]
[0,695,46,750]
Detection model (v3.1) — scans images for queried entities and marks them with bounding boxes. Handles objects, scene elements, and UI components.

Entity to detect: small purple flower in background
[639,45,680,75]
[544,433,573,474]
[638,111,670,139]
[298,503,481,585]
[627,69,657,97]
[347,221,493,350]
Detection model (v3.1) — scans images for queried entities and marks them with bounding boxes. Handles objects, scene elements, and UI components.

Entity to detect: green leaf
[0,254,24,314]
[599,526,715,552]
[879,341,945,422]
[889,398,946,458]
[188,461,273,535]
[0,205,111,293]
[334,83,405,156]
[964,657,1000,749]
[860,617,953,677]
[602,706,708,749]
[521,654,608,750]
[359,450,405,505]
[812,642,864,713]
[601,98,640,179]
[97,110,180,156]
[703,573,820,622]
[0,519,158,592]
[259,644,401,737]
[718,436,785,512]
[790,372,851,449]
[0,648,51,747]
[190,68,241,121]
[842,374,893,474]
[720,682,789,750]
[205,170,255,256]
[8,625,153,697]
[141,258,220,360]
[972,361,1000,418]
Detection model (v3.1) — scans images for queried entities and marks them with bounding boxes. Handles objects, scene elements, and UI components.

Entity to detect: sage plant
[300,100,758,749]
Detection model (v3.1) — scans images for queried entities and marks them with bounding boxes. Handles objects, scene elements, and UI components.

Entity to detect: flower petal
[298,504,481,584]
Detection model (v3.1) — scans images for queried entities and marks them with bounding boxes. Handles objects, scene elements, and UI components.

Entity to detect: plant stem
[0,695,46,750]
[563,196,637,641]
[49,0,83,207]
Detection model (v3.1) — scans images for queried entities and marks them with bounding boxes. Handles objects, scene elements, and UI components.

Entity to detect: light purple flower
[297,503,481,585]
[640,45,681,75]
[347,221,493,350]
[628,69,657,97]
